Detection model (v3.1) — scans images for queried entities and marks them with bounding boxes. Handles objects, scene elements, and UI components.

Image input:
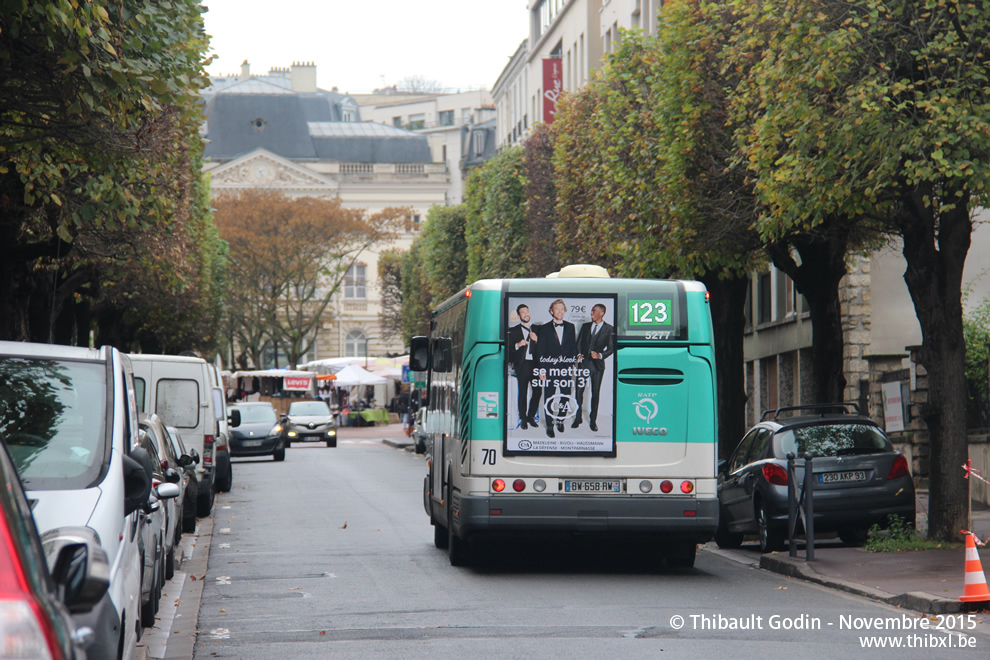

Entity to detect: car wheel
[184,478,199,532]
[196,476,215,517]
[327,437,337,448]
[758,502,785,553]
[140,570,157,628]
[215,454,232,493]
[838,527,870,546]
[274,445,286,461]
[666,542,697,568]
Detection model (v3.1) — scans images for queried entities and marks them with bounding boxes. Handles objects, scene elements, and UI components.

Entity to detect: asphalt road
[187,437,990,659]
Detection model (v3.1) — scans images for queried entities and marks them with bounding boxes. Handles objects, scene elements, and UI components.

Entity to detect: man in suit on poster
[534,299,578,438]
[572,303,615,433]
[508,304,541,429]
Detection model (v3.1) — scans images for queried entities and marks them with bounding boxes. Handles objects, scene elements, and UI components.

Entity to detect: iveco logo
[633,398,658,423]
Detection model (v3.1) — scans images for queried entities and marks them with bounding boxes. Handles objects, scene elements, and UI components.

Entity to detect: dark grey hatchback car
[716,404,916,553]
[228,402,286,461]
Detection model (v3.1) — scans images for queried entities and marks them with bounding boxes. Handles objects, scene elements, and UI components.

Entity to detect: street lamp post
[364,336,376,369]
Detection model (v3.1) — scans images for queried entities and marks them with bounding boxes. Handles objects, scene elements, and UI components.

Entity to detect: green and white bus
[409,264,718,566]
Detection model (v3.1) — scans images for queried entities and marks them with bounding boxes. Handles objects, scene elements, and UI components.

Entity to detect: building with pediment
[201,62,448,365]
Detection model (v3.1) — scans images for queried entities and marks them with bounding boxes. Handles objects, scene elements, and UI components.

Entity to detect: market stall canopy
[232,369,314,379]
[331,364,388,387]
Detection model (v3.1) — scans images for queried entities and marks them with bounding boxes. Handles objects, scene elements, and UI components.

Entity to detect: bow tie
[553,322,563,327]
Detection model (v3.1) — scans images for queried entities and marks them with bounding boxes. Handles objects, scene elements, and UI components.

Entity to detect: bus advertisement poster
[505,294,617,455]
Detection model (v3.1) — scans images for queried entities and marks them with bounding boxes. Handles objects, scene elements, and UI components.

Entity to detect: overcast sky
[201,0,528,94]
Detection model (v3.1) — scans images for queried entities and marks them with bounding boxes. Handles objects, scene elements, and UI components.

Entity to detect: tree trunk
[768,230,849,404]
[701,274,749,460]
[898,189,972,542]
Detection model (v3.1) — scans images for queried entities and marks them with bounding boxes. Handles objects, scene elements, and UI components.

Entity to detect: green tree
[731,0,990,540]
[419,204,469,305]
[464,147,529,281]
[521,122,561,277]
[0,0,213,344]
[378,249,405,347]
[400,242,432,341]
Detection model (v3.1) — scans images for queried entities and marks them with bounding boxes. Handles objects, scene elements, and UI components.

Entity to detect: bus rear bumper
[456,494,718,543]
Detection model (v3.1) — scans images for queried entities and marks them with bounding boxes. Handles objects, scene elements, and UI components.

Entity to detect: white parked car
[0,341,155,660]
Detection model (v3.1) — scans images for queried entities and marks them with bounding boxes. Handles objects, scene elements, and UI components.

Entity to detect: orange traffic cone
[960,532,990,603]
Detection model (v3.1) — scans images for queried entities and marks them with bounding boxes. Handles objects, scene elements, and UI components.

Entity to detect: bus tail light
[762,463,788,486]
[680,481,694,494]
[512,479,526,492]
[659,480,673,493]
[639,480,653,493]
[492,479,506,492]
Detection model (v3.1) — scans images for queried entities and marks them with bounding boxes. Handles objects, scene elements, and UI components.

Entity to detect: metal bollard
[787,452,798,557]
[804,452,815,561]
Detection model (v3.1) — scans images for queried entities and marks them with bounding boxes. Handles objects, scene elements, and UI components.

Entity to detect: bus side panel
[463,345,504,475]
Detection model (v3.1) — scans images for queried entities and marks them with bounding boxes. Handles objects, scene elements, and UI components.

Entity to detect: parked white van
[0,341,156,660]
[129,354,232,517]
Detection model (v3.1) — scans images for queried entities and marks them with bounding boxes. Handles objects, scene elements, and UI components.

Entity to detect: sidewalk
[756,493,990,614]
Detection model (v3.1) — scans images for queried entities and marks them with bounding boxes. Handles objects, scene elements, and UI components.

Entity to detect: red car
[0,435,111,659]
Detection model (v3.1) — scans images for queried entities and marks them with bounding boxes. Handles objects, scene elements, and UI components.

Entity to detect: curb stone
[759,552,963,615]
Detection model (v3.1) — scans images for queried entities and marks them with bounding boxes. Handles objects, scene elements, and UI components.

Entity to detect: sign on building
[543,58,562,124]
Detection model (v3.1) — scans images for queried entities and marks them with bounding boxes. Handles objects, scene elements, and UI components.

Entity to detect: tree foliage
[0,0,218,349]
[213,190,405,368]
[728,0,990,540]
[521,121,561,277]
[419,204,469,306]
[464,147,529,281]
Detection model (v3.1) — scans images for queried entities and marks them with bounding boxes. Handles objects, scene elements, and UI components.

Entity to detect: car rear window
[288,401,331,416]
[775,423,891,458]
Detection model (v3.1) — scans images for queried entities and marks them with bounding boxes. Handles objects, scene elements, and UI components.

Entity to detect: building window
[345,264,366,299]
[474,131,485,156]
[439,110,454,126]
[758,271,772,324]
[392,116,402,127]
[342,110,354,122]
[442,144,447,162]
[408,113,425,130]
[345,329,367,358]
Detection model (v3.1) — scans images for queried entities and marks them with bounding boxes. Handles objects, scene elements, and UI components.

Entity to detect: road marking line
[216,576,231,585]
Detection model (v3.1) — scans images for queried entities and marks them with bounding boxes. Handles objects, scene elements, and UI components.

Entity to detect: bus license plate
[564,480,622,493]
[818,470,866,484]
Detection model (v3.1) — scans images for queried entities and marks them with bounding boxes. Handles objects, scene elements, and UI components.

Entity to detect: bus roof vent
[554,264,610,279]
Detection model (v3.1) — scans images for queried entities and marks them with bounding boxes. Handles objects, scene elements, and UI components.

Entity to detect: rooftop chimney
[240,60,251,80]
[291,61,317,93]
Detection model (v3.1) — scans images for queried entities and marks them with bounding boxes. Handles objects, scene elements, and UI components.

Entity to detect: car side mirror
[165,468,181,484]
[280,414,288,423]
[41,527,111,614]
[122,449,153,517]
[156,482,181,500]
[188,448,201,465]
[717,459,728,475]
[228,409,241,428]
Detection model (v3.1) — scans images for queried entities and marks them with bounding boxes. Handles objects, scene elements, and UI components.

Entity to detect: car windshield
[775,423,891,459]
[0,357,107,490]
[288,401,330,416]
[234,405,277,424]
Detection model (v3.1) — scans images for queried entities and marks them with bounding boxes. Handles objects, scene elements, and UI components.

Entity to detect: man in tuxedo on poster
[533,298,578,438]
[572,303,615,433]
[508,304,541,429]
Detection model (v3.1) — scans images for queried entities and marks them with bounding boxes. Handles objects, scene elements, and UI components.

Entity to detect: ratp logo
[633,398,659,424]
